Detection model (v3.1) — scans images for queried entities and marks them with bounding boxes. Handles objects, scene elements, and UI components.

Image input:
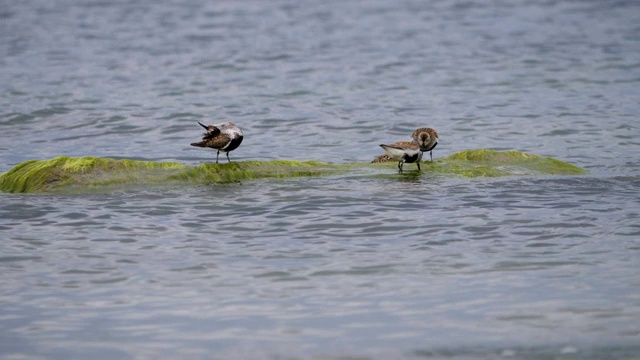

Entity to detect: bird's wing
[202,133,230,149]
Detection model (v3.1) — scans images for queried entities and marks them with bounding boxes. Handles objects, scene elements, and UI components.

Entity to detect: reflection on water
[1,0,640,358]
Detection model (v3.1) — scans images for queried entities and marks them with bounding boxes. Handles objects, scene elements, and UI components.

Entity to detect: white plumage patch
[380,145,420,160]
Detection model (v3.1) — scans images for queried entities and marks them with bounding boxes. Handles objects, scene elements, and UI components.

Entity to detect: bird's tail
[190,141,206,147]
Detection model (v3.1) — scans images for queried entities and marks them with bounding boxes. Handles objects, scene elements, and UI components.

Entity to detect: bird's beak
[198,122,208,130]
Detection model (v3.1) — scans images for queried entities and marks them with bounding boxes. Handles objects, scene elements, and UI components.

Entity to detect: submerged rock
[0,150,586,194]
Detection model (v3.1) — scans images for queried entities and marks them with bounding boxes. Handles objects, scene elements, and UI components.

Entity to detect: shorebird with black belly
[379,141,423,172]
[191,122,243,163]
[411,127,439,162]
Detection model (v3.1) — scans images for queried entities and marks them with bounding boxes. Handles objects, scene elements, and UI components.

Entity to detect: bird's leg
[429,143,437,162]
[417,161,421,171]
[397,160,404,172]
[226,152,231,162]
[216,150,220,164]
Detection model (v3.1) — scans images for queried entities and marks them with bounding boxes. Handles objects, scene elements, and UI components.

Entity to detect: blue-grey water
[1,0,640,359]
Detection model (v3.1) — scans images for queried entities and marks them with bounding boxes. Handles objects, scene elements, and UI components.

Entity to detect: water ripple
[2,0,640,358]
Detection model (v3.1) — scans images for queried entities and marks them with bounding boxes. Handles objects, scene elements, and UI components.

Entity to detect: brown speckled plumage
[411,128,439,153]
[410,128,439,162]
[371,154,394,163]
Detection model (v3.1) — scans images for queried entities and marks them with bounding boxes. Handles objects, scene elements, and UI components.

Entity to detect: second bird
[411,127,439,162]
[191,122,244,163]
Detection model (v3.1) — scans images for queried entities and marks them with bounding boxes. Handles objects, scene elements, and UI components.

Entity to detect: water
[1,0,640,358]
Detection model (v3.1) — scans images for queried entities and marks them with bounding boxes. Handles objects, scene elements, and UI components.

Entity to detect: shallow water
[1,0,640,359]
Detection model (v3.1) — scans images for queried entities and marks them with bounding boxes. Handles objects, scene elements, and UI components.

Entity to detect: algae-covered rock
[0,150,586,194]
[444,149,586,176]
[170,160,338,184]
[0,157,340,193]
[370,149,586,178]
[0,156,186,193]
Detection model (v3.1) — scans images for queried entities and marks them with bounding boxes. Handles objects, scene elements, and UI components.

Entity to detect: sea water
[1,0,639,358]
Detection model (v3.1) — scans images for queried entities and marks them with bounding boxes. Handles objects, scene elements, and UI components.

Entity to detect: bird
[190,122,243,163]
[373,127,439,167]
[379,141,423,172]
[411,127,439,162]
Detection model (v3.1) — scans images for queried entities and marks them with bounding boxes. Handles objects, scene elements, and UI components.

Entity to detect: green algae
[0,156,187,193]
[0,157,341,193]
[0,150,586,194]
[444,149,586,176]
[170,160,340,184]
[368,149,585,178]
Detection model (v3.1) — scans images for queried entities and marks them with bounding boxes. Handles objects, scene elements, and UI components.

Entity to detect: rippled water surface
[1,0,640,359]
